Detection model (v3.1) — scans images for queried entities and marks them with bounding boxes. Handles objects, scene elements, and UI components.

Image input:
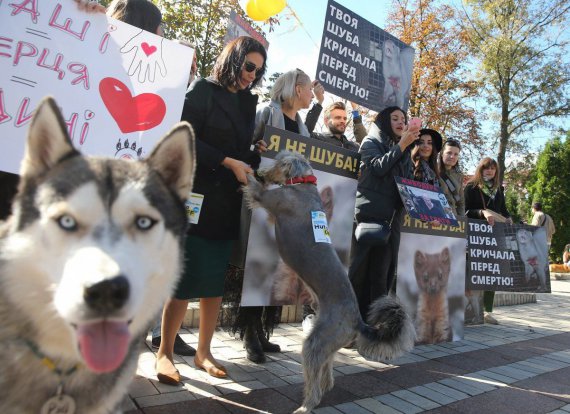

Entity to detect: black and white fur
[244,151,415,413]
[0,97,195,413]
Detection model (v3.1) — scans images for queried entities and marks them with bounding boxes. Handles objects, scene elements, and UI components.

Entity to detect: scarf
[480,180,498,200]
[420,159,439,188]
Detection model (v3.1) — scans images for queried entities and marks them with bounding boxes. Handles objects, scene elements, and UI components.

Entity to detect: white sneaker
[484,312,499,325]
[302,314,316,334]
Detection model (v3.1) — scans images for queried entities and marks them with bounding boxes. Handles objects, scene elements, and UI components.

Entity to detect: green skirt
[174,235,233,299]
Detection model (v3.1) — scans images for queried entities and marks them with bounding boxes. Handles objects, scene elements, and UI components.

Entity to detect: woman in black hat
[412,128,443,186]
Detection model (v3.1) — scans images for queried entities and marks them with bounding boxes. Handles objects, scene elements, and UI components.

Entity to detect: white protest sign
[0,0,193,174]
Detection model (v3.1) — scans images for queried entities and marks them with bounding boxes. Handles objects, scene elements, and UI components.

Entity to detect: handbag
[355,210,395,246]
[355,221,391,245]
[479,189,507,223]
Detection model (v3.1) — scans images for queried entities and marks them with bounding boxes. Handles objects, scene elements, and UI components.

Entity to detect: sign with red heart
[141,42,157,56]
[99,77,166,133]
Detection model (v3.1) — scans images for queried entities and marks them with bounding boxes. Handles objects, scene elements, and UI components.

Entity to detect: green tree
[526,132,570,261]
[459,0,570,182]
[385,0,484,167]
[157,0,269,77]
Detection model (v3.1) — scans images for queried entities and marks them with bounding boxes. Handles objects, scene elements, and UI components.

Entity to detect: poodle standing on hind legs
[244,151,415,413]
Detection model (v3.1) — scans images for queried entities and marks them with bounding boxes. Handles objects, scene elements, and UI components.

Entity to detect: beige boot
[484,312,499,325]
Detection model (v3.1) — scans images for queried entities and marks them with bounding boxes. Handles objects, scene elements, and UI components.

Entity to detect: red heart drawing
[141,42,157,56]
[99,77,166,133]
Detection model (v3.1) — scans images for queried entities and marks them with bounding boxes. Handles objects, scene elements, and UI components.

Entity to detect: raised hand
[120,31,167,83]
[74,0,106,13]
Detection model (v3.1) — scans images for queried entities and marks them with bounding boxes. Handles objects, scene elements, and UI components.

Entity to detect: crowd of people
[0,0,558,386]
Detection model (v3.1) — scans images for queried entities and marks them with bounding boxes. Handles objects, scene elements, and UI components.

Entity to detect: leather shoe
[152,334,196,356]
[244,327,266,363]
[258,333,281,353]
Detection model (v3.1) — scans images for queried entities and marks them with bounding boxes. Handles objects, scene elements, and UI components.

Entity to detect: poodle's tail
[356,295,416,361]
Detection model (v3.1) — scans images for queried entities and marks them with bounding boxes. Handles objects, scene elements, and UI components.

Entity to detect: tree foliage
[385,0,484,167]
[459,0,570,182]
[157,0,270,78]
[525,132,570,261]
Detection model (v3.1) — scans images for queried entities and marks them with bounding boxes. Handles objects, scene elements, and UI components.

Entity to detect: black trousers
[348,210,403,321]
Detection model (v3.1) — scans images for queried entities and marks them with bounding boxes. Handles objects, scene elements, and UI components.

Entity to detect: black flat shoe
[244,327,266,363]
[258,333,281,353]
[152,334,196,356]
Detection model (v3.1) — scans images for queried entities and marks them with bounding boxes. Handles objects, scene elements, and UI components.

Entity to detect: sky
[262,0,389,80]
[254,0,569,172]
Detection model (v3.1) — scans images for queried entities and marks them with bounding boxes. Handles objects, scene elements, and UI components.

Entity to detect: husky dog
[0,97,195,413]
[516,228,548,291]
[244,151,415,414]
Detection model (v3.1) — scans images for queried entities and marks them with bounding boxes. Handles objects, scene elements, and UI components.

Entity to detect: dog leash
[23,339,79,413]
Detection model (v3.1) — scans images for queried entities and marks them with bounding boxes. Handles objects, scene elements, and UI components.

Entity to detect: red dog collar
[285,175,317,185]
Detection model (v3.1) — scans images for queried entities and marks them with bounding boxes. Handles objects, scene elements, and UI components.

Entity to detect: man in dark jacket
[310,102,360,151]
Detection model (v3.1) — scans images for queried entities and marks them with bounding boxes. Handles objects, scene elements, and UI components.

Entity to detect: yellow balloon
[256,0,286,16]
[246,0,272,21]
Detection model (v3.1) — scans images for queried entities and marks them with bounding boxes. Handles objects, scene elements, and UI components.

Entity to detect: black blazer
[181,78,259,240]
[464,182,510,220]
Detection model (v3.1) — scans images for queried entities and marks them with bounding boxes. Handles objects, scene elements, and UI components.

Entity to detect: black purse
[355,221,391,246]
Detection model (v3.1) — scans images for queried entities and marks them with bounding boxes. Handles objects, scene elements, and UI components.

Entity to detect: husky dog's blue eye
[57,214,77,231]
[135,216,156,230]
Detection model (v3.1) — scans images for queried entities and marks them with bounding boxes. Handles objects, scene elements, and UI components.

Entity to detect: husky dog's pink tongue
[77,321,131,373]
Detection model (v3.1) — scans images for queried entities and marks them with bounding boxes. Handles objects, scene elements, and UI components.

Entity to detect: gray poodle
[244,151,415,413]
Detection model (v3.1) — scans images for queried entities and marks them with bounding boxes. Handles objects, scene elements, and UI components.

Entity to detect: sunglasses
[243,60,263,75]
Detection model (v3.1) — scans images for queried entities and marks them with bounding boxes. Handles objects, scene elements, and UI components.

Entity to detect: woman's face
[296,79,314,109]
[442,145,460,169]
[390,110,406,137]
[482,165,497,181]
[236,52,264,90]
[417,134,433,160]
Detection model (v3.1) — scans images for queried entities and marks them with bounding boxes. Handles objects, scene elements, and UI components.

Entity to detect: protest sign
[240,127,359,306]
[397,215,467,344]
[396,177,459,227]
[0,0,193,174]
[224,10,269,50]
[466,220,551,293]
[316,0,414,112]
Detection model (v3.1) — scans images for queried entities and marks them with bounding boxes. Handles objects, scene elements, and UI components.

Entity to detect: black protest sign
[262,125,359,179]
[466,220,551,293]
[316,0,414,112]
[396,177,459,228]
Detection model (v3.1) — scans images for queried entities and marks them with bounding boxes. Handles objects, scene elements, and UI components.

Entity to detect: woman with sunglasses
[227,68,317,364]
[438,139,465,216]
[156,36,267,383]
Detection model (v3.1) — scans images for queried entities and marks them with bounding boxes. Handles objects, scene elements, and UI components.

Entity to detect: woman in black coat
[348,106,420,320]
[156,36,267,383]
[464,157,512,324]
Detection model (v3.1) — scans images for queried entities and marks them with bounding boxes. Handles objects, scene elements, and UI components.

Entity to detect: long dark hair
[107,0,162,33]
[375,106,407,142]
[211,36,267,90]
[411,142,440,181]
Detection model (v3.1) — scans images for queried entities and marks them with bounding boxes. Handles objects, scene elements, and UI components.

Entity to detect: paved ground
[123,279,570,413]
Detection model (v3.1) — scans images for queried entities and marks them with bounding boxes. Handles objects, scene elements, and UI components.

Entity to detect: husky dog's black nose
[84,276,130,313]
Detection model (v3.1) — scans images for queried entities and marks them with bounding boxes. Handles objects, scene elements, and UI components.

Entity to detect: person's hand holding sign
[312,80,325,105]
[121,31,167,83]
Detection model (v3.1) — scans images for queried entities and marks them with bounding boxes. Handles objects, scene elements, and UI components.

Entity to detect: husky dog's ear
[21,97,78,178]
[147,121,195,200]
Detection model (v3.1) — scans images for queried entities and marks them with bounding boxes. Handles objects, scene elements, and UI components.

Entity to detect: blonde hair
[271,69,311,108]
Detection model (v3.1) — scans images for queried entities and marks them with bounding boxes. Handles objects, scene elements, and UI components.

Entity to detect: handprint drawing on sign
[120,30,167,83]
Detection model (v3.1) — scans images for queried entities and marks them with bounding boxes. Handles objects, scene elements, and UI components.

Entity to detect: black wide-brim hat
[419,128,443,153]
